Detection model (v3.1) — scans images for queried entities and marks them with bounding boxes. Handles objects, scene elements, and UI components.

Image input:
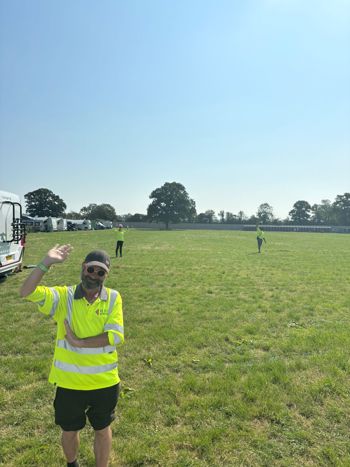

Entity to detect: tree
[24,188,66,217]
[65,211,82,220]
[257,203,274,224]
[147,182,196,229]
[333,193,350,225]
[311,200,335,225]
[124,213,148,222]
[256,203,273,224]
[247,214,259,224]
[204,210,216,223]
[80,203,117,221]
[289,200,312,224]
[218,210,225,223]
[196,213,210,223]
[225,212,239,224]
[80,204,98,218]
[237,211,247,224]
[195,210,216,223]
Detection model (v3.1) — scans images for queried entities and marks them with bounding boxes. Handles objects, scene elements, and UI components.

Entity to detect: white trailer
[42,217,59,232]
[57,218,67,231]
[0,190,26,277]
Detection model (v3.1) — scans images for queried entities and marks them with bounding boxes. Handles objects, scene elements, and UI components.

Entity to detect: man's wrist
[36,262,50,273]
[74,337,84,347]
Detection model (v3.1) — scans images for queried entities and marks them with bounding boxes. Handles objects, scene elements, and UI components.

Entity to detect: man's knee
[62,430,79,441]
[94,426,111,439]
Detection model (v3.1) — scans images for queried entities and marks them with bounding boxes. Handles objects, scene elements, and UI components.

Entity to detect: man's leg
[116,242,121,257]
[94,426,112,467]
[257,238,262,253]
[62,430,80,463]
[120,242,123,257]
[88,384,120,466]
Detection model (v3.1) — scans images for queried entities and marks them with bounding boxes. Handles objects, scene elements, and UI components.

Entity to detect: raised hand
[45,244,73,266]
[20,244,74,298]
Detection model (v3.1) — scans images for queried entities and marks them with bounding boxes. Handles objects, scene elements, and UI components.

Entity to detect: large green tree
[333,193,350,225]
[147,182,196,229]
[24,188,66,217]
[289,200,312,224]
[80,203,117,221]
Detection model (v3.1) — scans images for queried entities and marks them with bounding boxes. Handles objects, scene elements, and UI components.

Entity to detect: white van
[0,190,26,277]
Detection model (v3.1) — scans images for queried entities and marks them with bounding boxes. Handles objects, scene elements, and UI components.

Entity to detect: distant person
[115,224,125,258]
[256,226,266,253]
[19,244,124,467]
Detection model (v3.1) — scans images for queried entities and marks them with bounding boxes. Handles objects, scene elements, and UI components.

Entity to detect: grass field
[1,229,350,466]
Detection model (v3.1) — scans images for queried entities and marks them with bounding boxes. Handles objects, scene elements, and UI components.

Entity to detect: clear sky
[1,0,349,220]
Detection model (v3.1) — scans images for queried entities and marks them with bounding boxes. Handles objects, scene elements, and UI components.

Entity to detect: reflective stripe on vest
[56,339,115,354]
[54,360,118,374]
[104,323,124,334]
[66,286,74,326]
[108,290,118,315]
[49,288,60,317]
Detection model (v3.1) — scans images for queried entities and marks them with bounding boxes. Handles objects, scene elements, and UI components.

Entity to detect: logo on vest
[95,309,108,316]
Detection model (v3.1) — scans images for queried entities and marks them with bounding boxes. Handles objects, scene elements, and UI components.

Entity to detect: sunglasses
[86,266,106,277]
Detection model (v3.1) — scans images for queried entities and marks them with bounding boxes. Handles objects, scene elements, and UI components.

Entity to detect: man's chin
[82,278,100,290]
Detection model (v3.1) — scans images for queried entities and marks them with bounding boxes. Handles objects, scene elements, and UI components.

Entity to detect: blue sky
[1,0,349,219]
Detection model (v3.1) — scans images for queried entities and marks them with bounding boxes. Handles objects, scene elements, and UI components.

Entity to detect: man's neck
[82,285,101,303]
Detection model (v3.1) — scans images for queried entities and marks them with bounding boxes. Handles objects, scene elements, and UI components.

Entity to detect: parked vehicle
[66,219,92,230]
[57,218,67,231]
[75,219,92,230]
[21,214,42,231]
[41,217,59,232]
[101,220,113,229]
[80,219,92,230]
[94,221,106,230]
[0,190,26,278]
[67,221,78,231]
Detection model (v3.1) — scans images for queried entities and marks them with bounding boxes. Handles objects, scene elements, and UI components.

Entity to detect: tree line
[24,184,350,228]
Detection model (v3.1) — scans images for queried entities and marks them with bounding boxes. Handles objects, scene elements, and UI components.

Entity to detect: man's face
[81,263,108,290]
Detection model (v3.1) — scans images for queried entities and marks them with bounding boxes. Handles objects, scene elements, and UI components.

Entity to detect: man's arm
[19,244,73,298]
[64,320,110,348]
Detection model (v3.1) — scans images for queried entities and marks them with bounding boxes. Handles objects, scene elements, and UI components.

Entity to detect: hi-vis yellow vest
[116,230,125,242]
[26,284,124,390]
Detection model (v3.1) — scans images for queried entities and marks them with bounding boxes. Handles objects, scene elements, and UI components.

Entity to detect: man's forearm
[73,332,110,348]
[19,257,52,297]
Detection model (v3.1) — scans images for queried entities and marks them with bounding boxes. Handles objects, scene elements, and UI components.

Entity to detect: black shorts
[54,383,120,431]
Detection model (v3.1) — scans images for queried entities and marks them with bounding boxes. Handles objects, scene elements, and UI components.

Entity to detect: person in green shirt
[256,225,266,253]
[115,224,125,258]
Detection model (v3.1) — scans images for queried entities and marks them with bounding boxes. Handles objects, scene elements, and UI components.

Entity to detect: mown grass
[1,229,350,466]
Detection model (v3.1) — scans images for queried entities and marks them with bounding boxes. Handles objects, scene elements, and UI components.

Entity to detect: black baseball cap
[84,250,111,273]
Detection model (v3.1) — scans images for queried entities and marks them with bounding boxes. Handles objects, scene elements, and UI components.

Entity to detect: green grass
[1,229,350,466]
